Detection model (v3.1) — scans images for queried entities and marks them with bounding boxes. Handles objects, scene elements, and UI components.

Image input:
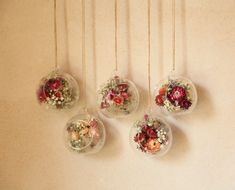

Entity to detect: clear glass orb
[65,113,106,154]
[153,76,197,115]
[129,113,172,157]
[36,69,79,109]
[97,75,139,118]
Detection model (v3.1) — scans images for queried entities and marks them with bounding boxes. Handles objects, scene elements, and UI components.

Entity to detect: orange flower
[79,127,89,136]
[146,138,161,152]
[159,87,166,95]
[70,131,80,141]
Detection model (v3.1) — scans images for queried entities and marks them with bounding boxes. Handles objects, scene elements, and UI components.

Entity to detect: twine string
[172,0,176,72]
[53,0,58,69]
[147,0,151,106]
[82,0,87,110]
[114,0,118,72]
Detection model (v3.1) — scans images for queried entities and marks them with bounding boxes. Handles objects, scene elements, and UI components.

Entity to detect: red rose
[101,101,110,109]
[55,91,62,98]
[121,92,129,99]
[155,94,164,106]
[179,99,192,109]
[46,78,61,90]
[167,86,186,103]
[144,114,149,121]
[113,96,124,105]
[117,83,128,92]
[143,125,149,132]
[51,79,61,89]
[134,132,146,142]
[37,85,47,103]
[146,128,157,138]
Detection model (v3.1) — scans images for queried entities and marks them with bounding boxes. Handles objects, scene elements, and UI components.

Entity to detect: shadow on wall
[85,116,123,160]
[155,0,214,161]
[193,83,214,120]
[157,83,214,161]
[160,121,189,162]
[179,0,214,120]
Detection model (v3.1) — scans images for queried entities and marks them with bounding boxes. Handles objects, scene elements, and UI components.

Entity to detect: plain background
[1,0,235,189]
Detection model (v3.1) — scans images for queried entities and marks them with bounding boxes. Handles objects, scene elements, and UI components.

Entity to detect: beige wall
[1,0,235,189]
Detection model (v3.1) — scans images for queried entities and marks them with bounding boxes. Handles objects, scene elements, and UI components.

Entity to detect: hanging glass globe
[65,113,106,154]
[153,75,197,115]
[97,75,139,118]
[129,113,172,157]
[36,69,79,109]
